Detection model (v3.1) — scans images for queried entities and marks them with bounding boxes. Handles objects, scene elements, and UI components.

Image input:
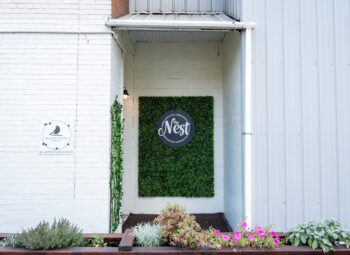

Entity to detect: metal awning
[106,13,254,31]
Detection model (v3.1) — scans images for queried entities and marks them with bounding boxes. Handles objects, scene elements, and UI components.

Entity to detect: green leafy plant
[90,235,107,247]
[1,218,86,250]
[132,222,165,247]
[287,220,350,253]
[154,204,201,242]
[139,96,214,197]
[110,100,124,232]
[172,223,201,248]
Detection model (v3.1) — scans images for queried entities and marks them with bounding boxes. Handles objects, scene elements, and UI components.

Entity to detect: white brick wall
[0,0,111,32]
[122,42,225,215]
[0,1,115,232]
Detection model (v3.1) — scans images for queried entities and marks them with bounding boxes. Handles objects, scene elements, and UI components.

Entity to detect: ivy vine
[110,100,123,232]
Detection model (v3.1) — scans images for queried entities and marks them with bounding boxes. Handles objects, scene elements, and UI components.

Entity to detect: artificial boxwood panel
[138,96,214,197]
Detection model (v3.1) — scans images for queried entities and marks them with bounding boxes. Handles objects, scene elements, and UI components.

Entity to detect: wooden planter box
[1,246,350,254]
[1,231,350,254]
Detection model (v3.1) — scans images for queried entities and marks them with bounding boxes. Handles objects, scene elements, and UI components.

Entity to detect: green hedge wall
[138,96,214,197]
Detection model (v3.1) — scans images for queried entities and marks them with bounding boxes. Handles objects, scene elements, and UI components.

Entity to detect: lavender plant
[0,218,86,250]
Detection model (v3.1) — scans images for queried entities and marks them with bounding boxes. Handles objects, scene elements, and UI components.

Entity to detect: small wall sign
[40,120,73,154]
[157,109,195,148]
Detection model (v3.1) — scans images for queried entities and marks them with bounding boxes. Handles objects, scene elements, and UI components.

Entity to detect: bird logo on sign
[41,120,72,152]
[49,125,61,136]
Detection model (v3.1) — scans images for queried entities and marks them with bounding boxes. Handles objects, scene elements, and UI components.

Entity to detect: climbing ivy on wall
[138,96,214,197]
[110,100,123,233]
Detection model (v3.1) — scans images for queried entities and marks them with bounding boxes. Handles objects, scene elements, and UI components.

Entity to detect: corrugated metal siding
[129,0,226,14]
[244,0,350,230]
[128,31,225,43]
[224,0,241,20]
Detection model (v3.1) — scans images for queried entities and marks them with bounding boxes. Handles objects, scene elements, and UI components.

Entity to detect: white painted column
[242,28,253,227]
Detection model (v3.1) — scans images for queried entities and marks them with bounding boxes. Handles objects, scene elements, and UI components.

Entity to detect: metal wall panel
[300,0,322,223]
[199,0,212,12]
[160,0,173,12]
[283,0,304,229]
[135,0,148,12]
[225,0,241,20]
[174,0,186,12]
[130,0,227,13]
[129,0,136,13]
[213,0,225,13]
[334,0,350,225]
[244,0,350,230]
[186,0,199,12]
[149,0,161,12]
[128,31,225,43]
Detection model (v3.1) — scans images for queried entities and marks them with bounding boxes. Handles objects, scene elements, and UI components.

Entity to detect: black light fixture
[123,87,130,100]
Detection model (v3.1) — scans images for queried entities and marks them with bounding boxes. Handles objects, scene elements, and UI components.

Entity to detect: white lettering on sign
[156,110,195,148]
[158,117,191,137]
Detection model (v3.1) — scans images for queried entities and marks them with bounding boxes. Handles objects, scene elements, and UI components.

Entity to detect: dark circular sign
[157,110,195,148]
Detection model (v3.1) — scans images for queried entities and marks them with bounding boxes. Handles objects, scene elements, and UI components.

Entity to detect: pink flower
[248,234,255,241]
[233,231,242,241]
[274,237,280,245]
[241,221,248,230]
[214,229,221,236]
[217,244,222,250]
[259,231,266,238]
[254,226,262,232]
[255,226,266,238]
[271,231,279,238]
[222,234,229,241]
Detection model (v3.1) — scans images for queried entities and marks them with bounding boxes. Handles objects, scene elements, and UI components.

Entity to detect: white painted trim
[0,30,127,53]
[243,28,253,227]
[0,30,114,34]
[106,19,255,31]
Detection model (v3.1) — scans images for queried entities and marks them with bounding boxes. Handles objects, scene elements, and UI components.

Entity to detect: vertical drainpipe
[242,28,253,227]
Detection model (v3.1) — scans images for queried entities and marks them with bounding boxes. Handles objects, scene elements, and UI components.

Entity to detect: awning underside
[127,30,226,43]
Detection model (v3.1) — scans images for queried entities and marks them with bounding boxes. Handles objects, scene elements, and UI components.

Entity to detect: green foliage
[90,235,107,247]
[110,100,124,232]
[138,96,214,197]
[172,224,201,248]
[1,218,86,250]
[154,204,201,247]
[287,220,350,253]
[0,236,23,248]
[132,222,165,247]
[154,204,280,250]
[199,225,280,250]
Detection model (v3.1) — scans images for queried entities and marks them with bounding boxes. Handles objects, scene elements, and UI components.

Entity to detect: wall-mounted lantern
[123,87,130,100]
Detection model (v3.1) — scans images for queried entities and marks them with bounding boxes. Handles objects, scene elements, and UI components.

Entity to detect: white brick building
[0,0,350,233]
[0,0,116,232]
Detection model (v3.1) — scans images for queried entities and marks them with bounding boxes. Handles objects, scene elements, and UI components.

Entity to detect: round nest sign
[157,109,195,148]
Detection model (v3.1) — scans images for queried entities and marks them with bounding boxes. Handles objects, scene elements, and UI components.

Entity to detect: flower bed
[1,231,350,254]
[1,205,350,254]
[1,244,350,254]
